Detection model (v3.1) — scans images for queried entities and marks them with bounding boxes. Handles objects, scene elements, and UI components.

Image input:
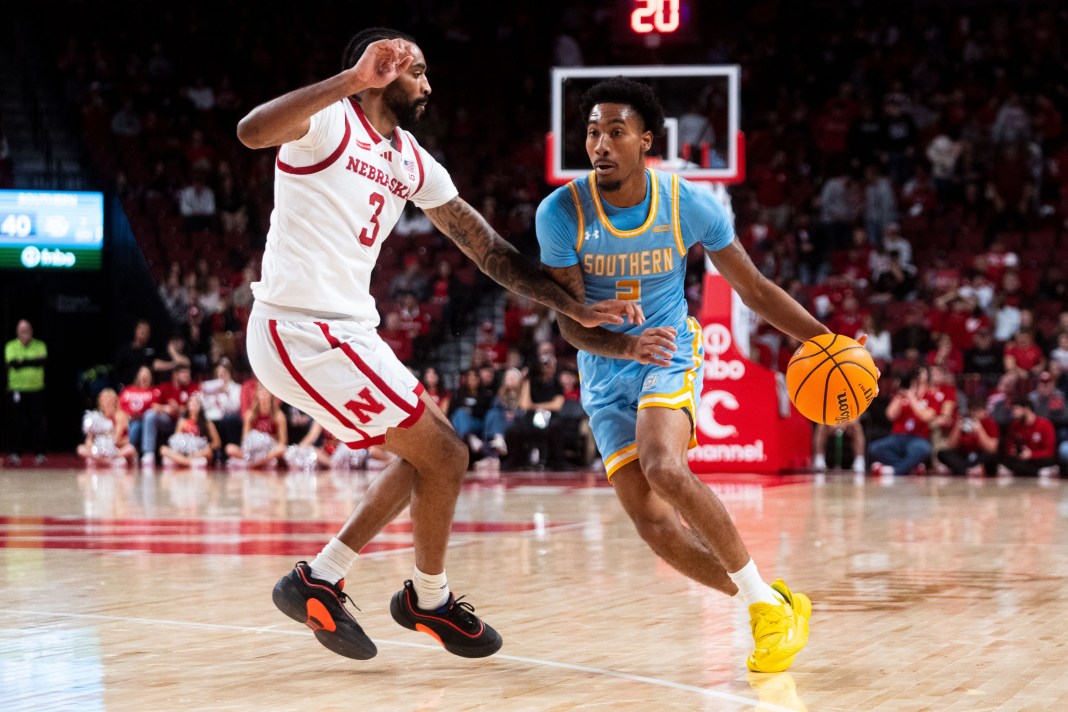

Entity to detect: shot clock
[620,0,697,45]
[630,0,682,34]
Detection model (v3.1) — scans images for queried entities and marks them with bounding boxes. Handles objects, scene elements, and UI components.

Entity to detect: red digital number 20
[358,192,386,247]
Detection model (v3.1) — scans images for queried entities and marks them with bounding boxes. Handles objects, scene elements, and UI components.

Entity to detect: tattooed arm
[541,263,678,367]
[424,196,639,328]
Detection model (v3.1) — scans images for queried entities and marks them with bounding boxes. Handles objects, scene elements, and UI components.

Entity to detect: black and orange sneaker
[389,579,502,658]
[272,561,377,660]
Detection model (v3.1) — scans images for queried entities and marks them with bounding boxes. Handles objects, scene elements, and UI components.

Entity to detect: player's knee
[632,513,676,549]
[440,434,469,478]
[643,458,691,500]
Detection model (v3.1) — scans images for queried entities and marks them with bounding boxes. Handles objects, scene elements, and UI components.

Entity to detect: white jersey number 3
[358,192,386,247]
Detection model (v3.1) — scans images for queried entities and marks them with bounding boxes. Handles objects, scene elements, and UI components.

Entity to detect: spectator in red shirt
[474,321,508,370]
[119,365,160,456]
[931,294,989,351]
[502,294,538,350]
[928,363,960,469]
[810,273,852,321]
[752,151,790,230]
[937,401,1000,476]
[141,364,199,467]
[740,210,778,254]
[559,368,581,403]
[1001,398,1058,476]
[421,366,450,415]
[868,367,937,476]
[929,364,959,422]
[396,291,432,341]
[926,333,964,376]
[814,103,851,159]
[430,259,461,334]
[828,294,867,343]
[840,228,873,286]
[900,162,938,218]
[1004,328,1046,378]
[979,239,1021,287]
[379,311,413,365]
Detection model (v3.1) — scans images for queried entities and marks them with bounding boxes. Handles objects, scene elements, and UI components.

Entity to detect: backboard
[547,65,743,186]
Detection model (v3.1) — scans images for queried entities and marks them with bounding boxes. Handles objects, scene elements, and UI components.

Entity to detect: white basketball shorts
[246,309,425,449]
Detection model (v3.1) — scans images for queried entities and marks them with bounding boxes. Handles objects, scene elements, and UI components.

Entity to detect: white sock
[729,559,783,607]
[413,567,450,610]
[309,537,358,584]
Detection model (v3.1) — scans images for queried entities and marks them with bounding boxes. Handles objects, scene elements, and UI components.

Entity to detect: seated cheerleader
[159,393,221,467]
[225,384,287,469]
[77,388,137,467]
[282,421,383,471]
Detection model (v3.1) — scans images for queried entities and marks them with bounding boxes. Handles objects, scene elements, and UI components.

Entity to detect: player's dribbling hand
[348,38,416,90]
[626,327,678,367]
[574,299,645,328]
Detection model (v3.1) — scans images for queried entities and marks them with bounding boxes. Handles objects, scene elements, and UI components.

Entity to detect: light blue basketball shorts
[578,317,704,478]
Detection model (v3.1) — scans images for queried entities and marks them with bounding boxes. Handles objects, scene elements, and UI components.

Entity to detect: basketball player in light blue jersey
[538,77,832,673]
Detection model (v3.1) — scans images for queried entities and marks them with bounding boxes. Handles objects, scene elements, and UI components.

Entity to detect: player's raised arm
[708,238,830,343]
[423,196,640,329]
[236,38,416,149]
[541,264,679,367]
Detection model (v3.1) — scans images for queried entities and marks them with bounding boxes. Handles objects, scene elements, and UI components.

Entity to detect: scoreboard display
[0,190,104,271]
[617,0,698,44]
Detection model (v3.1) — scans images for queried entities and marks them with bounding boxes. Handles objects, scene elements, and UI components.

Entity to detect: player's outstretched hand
[626,326,678,367]
[573,299,645,328]
[347,38,415,90]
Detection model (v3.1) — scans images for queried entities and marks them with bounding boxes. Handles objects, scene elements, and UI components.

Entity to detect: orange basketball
[786,333,879,425]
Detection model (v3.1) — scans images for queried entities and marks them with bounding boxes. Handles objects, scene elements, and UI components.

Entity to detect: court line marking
[0,608,796,712]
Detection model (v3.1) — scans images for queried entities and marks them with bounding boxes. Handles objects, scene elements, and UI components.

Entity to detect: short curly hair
[579,77,665,136]
[342,27,417,71]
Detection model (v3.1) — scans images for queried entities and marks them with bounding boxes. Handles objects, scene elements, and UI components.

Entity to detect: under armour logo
[585,226,601,242]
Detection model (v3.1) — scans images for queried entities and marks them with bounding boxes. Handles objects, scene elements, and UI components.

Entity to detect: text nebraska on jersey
[346,156,412,199]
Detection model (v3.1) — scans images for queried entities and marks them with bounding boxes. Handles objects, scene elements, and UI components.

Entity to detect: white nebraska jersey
[253,98,458,324]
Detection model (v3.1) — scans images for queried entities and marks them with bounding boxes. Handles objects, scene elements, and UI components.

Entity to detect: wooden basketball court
[2,461,1065,711]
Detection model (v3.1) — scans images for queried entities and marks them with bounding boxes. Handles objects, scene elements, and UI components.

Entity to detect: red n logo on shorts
[343,387,387,424]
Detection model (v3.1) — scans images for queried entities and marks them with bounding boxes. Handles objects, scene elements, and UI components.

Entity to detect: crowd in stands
[84,314,592,472]
[27,1,1068,474]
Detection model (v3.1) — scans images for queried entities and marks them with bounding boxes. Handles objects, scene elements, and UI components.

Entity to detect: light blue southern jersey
[537,168,735,334]
[536,169,737,478]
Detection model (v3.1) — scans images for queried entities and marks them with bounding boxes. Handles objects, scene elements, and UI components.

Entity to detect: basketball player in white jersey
[237,28,641,661]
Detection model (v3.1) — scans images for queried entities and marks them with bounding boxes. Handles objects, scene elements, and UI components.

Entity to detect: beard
[597,178,624,193]
[384,84,426,128]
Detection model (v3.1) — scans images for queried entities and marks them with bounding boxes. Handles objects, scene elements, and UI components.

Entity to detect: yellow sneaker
[745,579,811,673]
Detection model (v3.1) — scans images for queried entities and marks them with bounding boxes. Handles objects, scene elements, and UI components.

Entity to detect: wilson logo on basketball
[834,392,851,424]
